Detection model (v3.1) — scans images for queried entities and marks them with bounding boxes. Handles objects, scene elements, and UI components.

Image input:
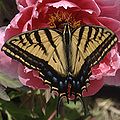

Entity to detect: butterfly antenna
[81,96,87,116]
[74,93,77,104]
[56,94,64,117]
[56,96,61,117]
[57,93,68,117]
[77,94,87,116]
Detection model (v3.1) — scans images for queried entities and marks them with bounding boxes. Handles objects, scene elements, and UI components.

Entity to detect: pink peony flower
[1,0,120,97]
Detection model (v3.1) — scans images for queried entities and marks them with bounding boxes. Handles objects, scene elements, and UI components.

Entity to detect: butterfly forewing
[2,29,68,76]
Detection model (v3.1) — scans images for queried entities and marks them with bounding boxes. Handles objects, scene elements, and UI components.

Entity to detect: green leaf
[0,99,32,120]
[0,72,23,88]
[63,101,83,120]
[5,110,13,120]
[0,85,10,101]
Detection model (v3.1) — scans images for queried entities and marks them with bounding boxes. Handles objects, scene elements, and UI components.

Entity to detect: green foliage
[0,85,87,120]
[0,72,22,101]
[0,72,88,120]
[0,74,120,120]
[0,72,23,88]
[0,85,10,101]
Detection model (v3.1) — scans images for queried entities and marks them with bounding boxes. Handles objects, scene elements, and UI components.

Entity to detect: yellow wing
[71,26,118,77]
[2,28,68,77]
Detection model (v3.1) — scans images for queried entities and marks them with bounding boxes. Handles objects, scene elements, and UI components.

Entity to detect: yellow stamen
[48,11,81,29]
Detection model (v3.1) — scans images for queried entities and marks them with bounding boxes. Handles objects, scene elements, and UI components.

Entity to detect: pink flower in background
[0,27,18,78]
[1,0,120,96]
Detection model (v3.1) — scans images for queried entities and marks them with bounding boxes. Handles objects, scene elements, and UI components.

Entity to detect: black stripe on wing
[77,26,85,47]
[34,30,47,54]
[44,28,57,49]
[84,26,92,52]
[87,33,118,66]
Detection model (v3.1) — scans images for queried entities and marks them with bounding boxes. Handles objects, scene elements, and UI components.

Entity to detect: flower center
[48,11,81,30]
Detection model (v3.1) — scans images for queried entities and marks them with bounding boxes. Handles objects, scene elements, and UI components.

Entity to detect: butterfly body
[1,24,118,103]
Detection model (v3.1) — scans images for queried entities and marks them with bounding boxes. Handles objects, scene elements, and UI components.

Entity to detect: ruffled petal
[68,0,101,15]
[16,0,38,7]
[95,0,120,21]
[98,17,120,40]
[4,7,34,40]
[47,0,77,9]
[0,27,18,78]
[18,64,48,89]
[103,69,120,86]
[83,79,104,96]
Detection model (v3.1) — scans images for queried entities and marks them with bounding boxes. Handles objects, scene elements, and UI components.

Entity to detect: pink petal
[4,7,34,40]
[98,17,120,40]
[26,0,38,6]
[18,64,48,89]
[103,69,120,86]
[0,52,18,78]
[47,0,77,9]
[0,27,18,78]
[16,0,27,7]
[42,0,61,4]
[16,0,38,7]
[68,0,101,16]
[0,26,6,46]
[30,3,48,29]
[108,50,120,75]
[91,63,111,80]
[95,0,116,5]
[10,14,22,29]
[95,0,120,21]
[83,79,104,96]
